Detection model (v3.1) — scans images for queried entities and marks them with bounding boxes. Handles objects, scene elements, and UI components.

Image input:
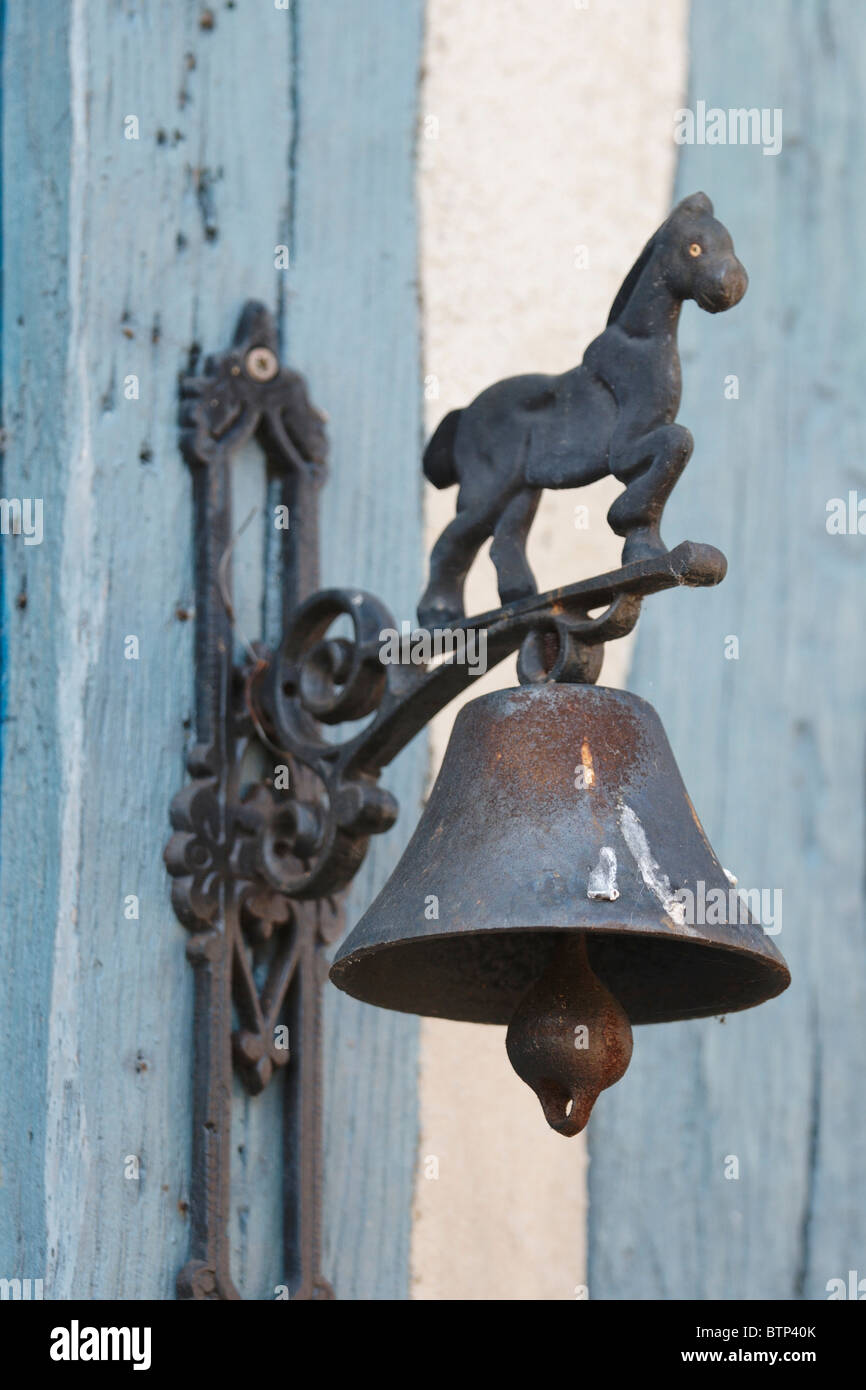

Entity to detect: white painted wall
[412,0,688,1300]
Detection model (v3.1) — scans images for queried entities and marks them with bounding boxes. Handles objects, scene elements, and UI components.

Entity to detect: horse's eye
[688,242,703,257]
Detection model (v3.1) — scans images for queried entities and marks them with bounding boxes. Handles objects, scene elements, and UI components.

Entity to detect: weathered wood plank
[0,0,74,1291]
[287,0,426,1301]
[589,0,866,1300]
[0,0,424,1301]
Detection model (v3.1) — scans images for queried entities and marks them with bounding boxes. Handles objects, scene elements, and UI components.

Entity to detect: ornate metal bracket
[165,303,335,1300]
[165,274,729,1296]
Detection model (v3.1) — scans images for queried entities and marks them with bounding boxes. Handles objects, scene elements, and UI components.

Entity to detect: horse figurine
[417,192,747,629]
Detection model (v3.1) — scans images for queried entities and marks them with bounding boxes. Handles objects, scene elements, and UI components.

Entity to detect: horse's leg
[607,423,693,564]
[417,502,497,627]
[490,486,542,605]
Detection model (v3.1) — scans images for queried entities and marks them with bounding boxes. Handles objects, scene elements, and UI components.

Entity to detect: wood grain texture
[288,0,426,1302]
[0,0,424,1300]
[588,0,866,1301]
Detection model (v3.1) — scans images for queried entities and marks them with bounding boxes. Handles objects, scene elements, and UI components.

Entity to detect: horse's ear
[675,191,714,217]
[607,234,656,325]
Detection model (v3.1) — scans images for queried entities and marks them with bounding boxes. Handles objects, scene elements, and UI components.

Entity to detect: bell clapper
[505,933,633,1136]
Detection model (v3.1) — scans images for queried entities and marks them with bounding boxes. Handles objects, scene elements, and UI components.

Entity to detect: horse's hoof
[621,533,669,566]
[498,586,538,608]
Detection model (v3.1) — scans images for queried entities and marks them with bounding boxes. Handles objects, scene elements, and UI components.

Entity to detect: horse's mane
[606,232,658,325]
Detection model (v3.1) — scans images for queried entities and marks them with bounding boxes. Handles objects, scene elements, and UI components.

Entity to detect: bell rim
[329,919,791,1026]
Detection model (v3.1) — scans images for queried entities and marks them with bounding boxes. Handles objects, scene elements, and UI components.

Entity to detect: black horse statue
[417,192,747,629]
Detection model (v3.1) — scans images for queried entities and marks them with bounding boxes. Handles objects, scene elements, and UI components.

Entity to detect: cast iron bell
[330,684,790,1135]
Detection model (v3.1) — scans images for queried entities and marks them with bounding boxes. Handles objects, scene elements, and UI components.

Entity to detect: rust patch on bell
[484,685,648,803]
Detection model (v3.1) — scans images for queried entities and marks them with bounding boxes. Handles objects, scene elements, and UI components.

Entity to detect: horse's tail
[422,408,461,488]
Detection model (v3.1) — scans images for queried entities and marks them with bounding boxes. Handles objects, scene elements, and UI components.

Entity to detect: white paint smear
[587,846,620,901]
[620,804,690,928]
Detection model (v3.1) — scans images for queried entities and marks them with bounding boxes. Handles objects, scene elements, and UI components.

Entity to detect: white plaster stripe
[413,0,689,1301]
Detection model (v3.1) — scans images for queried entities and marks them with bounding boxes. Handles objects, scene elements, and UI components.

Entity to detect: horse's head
[662,192,748,313]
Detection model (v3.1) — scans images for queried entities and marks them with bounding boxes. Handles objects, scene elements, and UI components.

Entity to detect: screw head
[244,346,279,382]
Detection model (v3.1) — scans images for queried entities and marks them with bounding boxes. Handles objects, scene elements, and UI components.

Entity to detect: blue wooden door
[589,0,866,1303]
[0,0,424,1301]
